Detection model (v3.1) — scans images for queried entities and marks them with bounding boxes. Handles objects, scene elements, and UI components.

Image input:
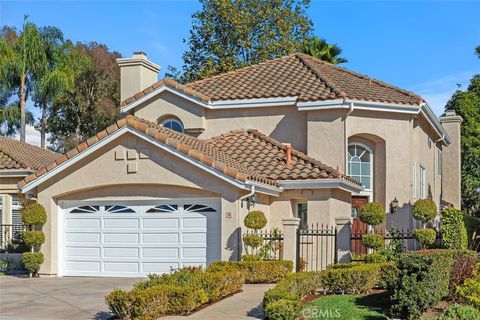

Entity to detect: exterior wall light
[390,197,399,214]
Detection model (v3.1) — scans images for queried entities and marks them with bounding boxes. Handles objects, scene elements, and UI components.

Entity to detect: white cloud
[13,125,49,147]
[410,71,476,116]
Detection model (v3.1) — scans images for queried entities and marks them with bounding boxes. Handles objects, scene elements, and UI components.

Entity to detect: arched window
[161,118,184,133]
[348,143,373,190]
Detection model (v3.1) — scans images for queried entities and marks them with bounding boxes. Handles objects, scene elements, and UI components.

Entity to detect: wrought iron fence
[297,224,337,272]
[243,229,283,260]
[0,224,30,253]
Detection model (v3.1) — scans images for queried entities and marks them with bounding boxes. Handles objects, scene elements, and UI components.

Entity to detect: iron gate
[296,224,337,271]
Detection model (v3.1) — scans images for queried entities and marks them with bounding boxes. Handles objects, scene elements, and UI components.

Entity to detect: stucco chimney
[116,52,161,101]
[283,143,293,166]
[440,110,463,209]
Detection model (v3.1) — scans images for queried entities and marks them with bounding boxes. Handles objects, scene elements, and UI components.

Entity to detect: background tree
[444,51,480,216]
[299,36,347,64]
[476,45,480,58]
[179,0,313,82]
[0,18,46,142]
[47,42,120,152]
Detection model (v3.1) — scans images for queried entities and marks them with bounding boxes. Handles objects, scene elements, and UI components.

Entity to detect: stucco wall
[33,132,248,275]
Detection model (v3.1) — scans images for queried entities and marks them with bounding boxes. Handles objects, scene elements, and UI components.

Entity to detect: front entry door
[351,196,369,255]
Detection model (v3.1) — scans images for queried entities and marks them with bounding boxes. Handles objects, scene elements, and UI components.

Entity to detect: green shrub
[243,234,263,249]
[321,264,380,294]
[378,262,400,290]
[23,230,45,248]
[365,252,387,263]
[463,214,480,250]
[436,304,480,320]
[358,202,385,226]
[244,210,267,230]
[392,250,455,319]
[441,208,468,250]
[207,260,292,283]
[21,252,44,275]
[241,254,261,261]
[449,250,479,300]
[456,262,480,308]
[412,199,437,224]
[198,270,244,302]
[263,298,302,320]
[361,233,384,250]
[413,228,437,249]
[21,203,47,225]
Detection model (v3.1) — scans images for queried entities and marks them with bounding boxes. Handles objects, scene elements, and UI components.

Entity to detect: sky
[1,0,479,146]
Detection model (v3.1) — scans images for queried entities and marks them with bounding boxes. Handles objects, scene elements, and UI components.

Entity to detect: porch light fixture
[390,197,399,214]
[241,193,256,209]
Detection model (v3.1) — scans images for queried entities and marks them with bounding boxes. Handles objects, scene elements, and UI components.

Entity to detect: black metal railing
[0,224,30,253]
[243,229,283,260]
[297,224,337,272]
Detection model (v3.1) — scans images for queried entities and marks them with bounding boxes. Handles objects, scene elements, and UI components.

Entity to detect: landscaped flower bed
[206,260,293,283]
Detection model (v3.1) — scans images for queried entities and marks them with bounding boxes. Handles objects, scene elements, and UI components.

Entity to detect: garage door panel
[142,247,179,258]
[104,261,139,273]
[103,218,139,229]
[104,247,139,258]
[63,200,220,277]
[65,246,100,258]
[142,218,179,229]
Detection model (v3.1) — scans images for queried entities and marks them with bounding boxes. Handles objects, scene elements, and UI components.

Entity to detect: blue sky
[1,0,479,144]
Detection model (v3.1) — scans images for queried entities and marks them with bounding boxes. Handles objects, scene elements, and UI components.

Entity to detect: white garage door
[61,200,221,277]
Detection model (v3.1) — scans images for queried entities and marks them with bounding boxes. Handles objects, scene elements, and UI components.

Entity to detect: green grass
[302,292,390,320]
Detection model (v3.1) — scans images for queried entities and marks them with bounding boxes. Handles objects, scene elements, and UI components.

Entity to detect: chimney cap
[445,109,456,117]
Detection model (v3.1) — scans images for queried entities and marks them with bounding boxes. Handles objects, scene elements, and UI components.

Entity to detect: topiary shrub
[361,233,384,250]
[23,230,45,248]
[243,234,263,251]
[365,252,387,263]
[21,203,47,225]
[412,199,437,226]
[412,228,437,249]
[441,208,468,250]
[358,202,386,226]
[21,252,44,275]
[244,210,267,230]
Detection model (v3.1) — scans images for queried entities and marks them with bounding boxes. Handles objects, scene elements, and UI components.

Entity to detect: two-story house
[17,52,462,277]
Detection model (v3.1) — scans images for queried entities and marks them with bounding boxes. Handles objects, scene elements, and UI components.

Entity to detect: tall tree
[444,56,480,215]
[0,18,46,142]
[180,0,312,82]
[47,42,120,152]
[476,45,480,58]
[299,36,347,64]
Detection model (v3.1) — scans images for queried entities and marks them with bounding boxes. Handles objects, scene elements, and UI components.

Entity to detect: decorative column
[335,218,352,264]
[282,217,300,271]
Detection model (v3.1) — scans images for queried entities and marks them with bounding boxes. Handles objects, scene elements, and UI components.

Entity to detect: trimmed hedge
[361,233,384,250]
[441,208,468,249]
[206,260,293,283]
[106,267,244,319]
[263,263,397,320]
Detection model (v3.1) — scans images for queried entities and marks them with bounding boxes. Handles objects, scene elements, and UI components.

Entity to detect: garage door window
[70,205,100,213]
[184,204,216,213]
[146,204,178,213]
[105,205,135,213]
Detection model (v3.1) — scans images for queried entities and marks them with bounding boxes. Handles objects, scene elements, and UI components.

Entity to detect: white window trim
[419,165,426,199]
[347,142,373,192]
[412,162,417,199]
[437,149,442,176]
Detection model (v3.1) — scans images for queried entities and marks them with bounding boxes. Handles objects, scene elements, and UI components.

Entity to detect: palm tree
[0,17,46,142]
[476,45,480,59]
[299,36,348,64]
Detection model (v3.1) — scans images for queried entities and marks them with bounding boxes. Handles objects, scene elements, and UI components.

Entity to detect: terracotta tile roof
[18,116,360,190]
[121,53,423,108]
[18,116,276,189]
[206,129,360,184]
[0,136,60,171]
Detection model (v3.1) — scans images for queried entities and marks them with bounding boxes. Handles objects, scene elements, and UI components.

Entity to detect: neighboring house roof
[0,136,60,171]
[206,129,358,184]
[120,53,423,108]
[18,115,361,191]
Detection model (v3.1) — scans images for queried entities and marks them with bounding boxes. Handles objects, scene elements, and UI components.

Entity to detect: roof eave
[278,178,364,193]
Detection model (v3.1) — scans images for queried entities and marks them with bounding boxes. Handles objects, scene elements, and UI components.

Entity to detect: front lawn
[302,292,390,320]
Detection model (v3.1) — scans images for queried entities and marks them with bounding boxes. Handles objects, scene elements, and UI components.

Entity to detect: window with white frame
[437,149,442,176]
[11,196,22,225]
[419,165,426,199]
[348,143,373,190]
[412,162,417,198]
[160,118,184,133]
[296,203,308,230]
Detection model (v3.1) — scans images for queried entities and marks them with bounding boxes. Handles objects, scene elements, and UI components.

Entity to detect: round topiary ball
[244,211,267,230]
[412,199,437,223]
[412,228,437,249]
[23,230,45,249]
[243,234,264,249]
[22,203,47,226]
[361,233,384,250]
[359,202,386,226]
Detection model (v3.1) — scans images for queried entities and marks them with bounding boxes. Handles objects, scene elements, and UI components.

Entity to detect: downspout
[434,134,445,220]
[237,185,255,260]
[344,102,355,173]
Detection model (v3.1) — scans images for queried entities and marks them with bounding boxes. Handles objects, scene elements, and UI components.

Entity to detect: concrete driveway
[0,276,137,320]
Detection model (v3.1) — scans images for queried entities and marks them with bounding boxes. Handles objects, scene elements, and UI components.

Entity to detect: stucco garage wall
[34,132,247,275]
